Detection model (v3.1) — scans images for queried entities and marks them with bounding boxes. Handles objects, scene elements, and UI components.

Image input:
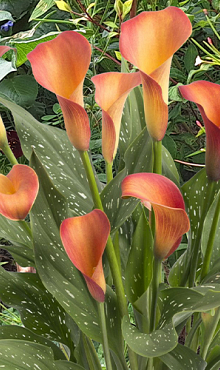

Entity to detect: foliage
[0,1,220,370]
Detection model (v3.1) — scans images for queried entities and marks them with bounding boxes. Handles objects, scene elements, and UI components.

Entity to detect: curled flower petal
[119,7,192,141]
[0,45,12,57]
[0,165,39,220]
[27,31,91,151]
[179,81,220,182]
[121,173,190,259]
[60,209,110,302]
[92,72,141,163]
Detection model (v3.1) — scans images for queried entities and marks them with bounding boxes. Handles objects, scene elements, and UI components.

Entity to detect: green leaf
[159,344,207,370]
[122,317,178,357]
[212,0,220,10]
[201,191,220,271]
[0,10,14,21]
[0,58,16,81]
[169,83,185,102]
[0,0,36,20]
[184,43,198,73]
[0,268,73,345]
[169,169,220,286]
[101,127,153,232]
[0,326,66,361]
[29,0,55,21]
[159,286,220,329]
[0,216,34,266]
[30,152,125,364]
[162,145,179,185]
[206,346,220,370]
[0,75,38,107]
[0,97,94,217]
[10,32,59,67]
[122,0,133,19]
[124,210,153,303]
[0,340,85,370]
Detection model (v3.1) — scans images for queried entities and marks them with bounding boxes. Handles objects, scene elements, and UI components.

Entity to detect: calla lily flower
[179,81,220,182]
[119,7,192,141]
[27,31,91,152]
[121,173,190,259]
[92,72,141,163]
[60,209,110,302]
[0,165,39,220]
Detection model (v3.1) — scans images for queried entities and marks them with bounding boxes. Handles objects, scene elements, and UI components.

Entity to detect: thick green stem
[2,143,18,166]
[98,302,113,370]
[106,161,113,184]
[188,180,215,287]
[79,150,138,370]
[200,191,220,281]
[153,140,162,175]
[149,257,161,332]
[200,308,220,360]
[80,151,103,210]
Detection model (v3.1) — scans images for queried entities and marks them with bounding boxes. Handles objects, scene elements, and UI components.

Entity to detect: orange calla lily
[0,165,39,220]
[179,81,220,182]
[27,31,91,152]
[92,72,141,163]
[121,173,190,259]
[60,209,110,302]
[119,7,192,141]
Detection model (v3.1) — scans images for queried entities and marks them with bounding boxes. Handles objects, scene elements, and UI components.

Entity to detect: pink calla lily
[60,209,110,302]
[27,31,91,152]
[179,81,220,182]
[119,7,192,141]
[0,165,39,220]
[92,72,141,163]
[121,173,190,259]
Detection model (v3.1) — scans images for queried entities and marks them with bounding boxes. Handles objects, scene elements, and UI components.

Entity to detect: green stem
[2,143,18,166]
[113,231,121,274]
[106,161,113,184]
[188,180,215,287]
[31,18,74,24]
[200,191,220,281]
[79,151,103,210]
[98,302,113,370]
[200,308,220,360]
[79,150,138,370]
[149,258,161,332]
[153,140,162,175]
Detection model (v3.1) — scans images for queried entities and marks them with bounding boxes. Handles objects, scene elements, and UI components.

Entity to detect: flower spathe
[179,81,220,182]
[119,7,192,141]
[121,173,190,259]
[0,165,39,220]
[0,45,12,57]
[92,72,141,163]
[60,209,110,302]
[27,31,91,152]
